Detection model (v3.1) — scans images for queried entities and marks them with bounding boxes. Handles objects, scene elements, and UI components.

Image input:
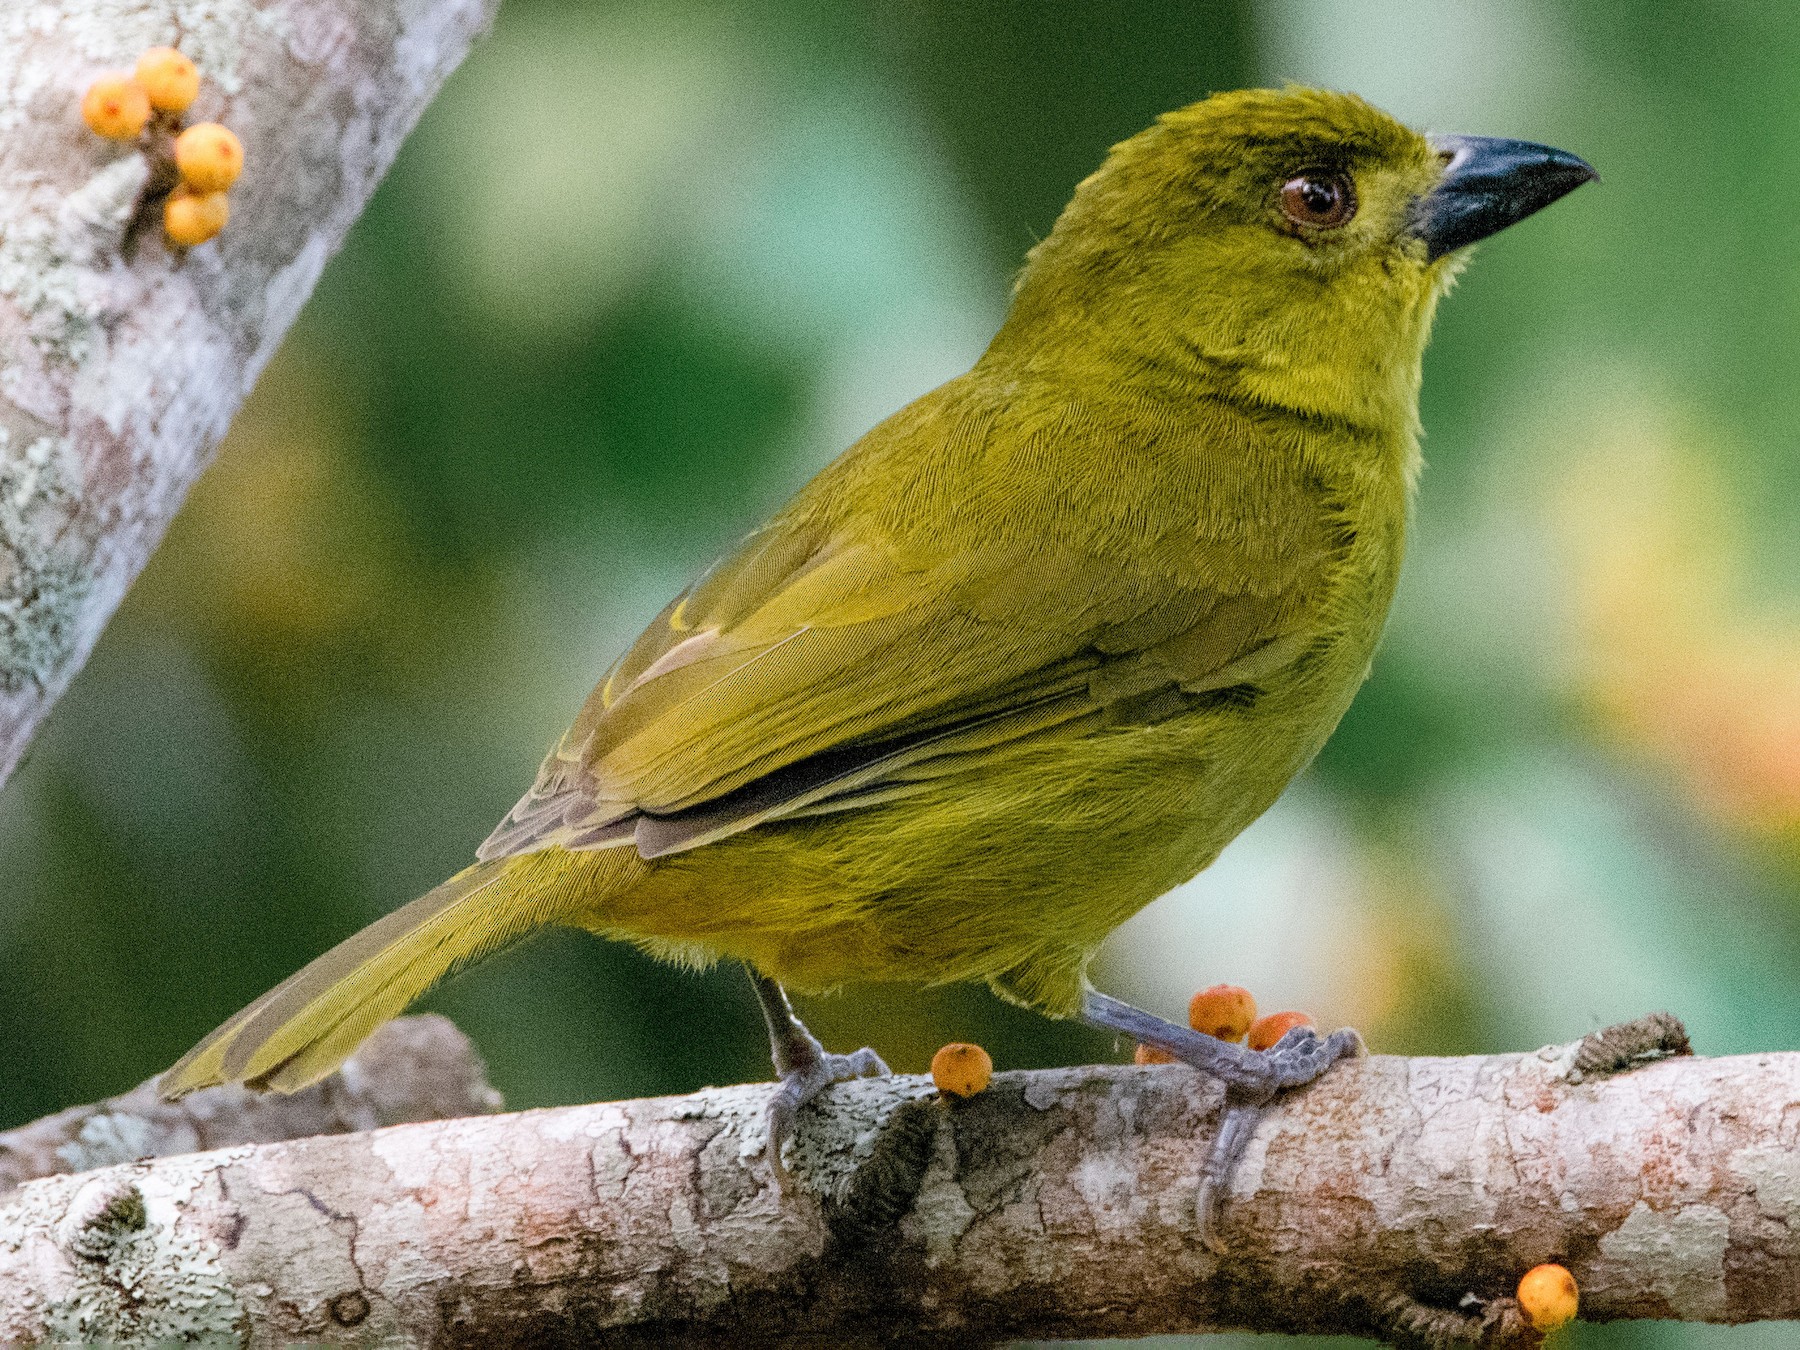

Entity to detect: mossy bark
[0,0,495,782]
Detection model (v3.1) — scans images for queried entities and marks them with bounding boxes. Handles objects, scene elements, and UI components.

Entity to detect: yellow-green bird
[161,86,1593,1230]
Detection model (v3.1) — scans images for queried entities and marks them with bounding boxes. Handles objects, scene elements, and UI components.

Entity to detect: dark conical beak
[1411,135,1598,259]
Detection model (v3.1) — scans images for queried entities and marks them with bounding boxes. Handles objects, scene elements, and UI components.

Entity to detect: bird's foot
[1191,1027,1362,1250]
[748,967,889,1192]
[1083,990,1363,1250]
[765,1041,889,1192]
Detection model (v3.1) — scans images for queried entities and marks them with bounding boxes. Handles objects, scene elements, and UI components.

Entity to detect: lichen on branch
[0,1015,502,1198]
[0,0,496,782]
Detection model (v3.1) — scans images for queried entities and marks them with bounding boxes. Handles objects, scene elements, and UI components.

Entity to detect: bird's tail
[159,857,573,1099]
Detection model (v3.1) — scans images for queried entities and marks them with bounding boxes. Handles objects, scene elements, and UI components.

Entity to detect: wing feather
[477,389,1339,863]
[479,524,1312,862]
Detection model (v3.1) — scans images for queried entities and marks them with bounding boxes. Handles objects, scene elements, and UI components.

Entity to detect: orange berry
[135,47,200,113]
[174,122,243,192]
[1133,1043,1176,1065]
[1188,984,1257,1041]
[163,188,229,247]
[1247,1010,1315,1053]
[81,75,151,140]
[1517,1263,1579,1332]
[931,1042,992,1097]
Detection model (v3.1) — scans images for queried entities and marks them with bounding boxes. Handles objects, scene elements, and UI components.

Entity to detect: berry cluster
[1131,982,1311,1064]
[928,985,1318,1098]
[80,48,245,247]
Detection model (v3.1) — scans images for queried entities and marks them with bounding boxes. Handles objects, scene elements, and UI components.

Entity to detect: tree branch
[0,0,495,786]
[0,1024,1792,1346]
[0,1015,501,1198]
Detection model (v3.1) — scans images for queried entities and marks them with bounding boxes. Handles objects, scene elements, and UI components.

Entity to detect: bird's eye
[1279,171,1356,230]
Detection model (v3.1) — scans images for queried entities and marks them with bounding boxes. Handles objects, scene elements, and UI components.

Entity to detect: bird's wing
[478,512,1323,862]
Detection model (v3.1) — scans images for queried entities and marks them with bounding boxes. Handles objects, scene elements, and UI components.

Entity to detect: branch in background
[0,0,496,787]
[0,1015,501,1197]
[0,1024,1790,1346]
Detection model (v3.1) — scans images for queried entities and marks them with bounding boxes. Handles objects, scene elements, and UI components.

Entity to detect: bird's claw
[1262,1024,1366,1092]
[764,1045,889,1193]
[1190,1024,1363,1247]
[1082,992,1363,1250]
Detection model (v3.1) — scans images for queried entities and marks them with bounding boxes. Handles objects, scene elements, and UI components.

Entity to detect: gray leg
[750,969,888,1191]
[1082,990,1363,1249]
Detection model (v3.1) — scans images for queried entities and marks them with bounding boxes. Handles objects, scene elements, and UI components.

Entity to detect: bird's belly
[589,666,1361,1011]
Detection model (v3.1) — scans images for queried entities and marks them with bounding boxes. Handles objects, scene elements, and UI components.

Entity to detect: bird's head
[995,86,1596,444]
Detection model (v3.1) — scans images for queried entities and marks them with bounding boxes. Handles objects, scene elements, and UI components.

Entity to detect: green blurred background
[7,1,1800,1345]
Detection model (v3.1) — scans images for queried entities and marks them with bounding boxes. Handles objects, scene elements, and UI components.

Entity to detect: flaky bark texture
[0,1030,1793,1346]
[0,1016,501,1198]
[0,0,495,785]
